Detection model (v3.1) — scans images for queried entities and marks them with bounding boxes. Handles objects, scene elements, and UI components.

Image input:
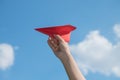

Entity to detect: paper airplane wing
[35,24,76,42]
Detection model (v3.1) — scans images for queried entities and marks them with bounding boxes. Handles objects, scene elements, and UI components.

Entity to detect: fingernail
[49,37,52,40]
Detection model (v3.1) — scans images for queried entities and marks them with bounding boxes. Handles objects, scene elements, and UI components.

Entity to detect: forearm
[60,53,85,80]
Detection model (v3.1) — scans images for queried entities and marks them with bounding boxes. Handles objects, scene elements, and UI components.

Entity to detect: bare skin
[47,35,86,80]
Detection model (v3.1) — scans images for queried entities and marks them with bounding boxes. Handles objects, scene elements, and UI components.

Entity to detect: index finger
[54,35,65,42]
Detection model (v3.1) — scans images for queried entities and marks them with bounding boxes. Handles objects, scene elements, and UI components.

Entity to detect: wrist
[60,53,72,63]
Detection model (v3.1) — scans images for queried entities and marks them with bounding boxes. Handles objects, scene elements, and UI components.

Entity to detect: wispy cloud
[0,44,14,70]
[70,24,120,77]
[114,24,120,38]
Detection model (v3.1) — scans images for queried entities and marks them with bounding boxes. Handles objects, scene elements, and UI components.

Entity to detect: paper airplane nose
[35,24,76,42]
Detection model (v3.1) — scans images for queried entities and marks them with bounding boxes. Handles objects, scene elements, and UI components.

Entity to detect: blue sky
[0,0,120,80]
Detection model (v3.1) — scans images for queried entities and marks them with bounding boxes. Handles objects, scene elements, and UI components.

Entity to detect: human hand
[47,35,71,60]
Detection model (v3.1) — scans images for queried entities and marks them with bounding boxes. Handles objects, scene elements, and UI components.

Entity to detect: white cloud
[70,24,120,77]
[0,44,14,70]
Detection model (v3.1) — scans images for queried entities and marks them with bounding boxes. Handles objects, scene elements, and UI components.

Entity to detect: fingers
[54,35,64,42]
[47,37,59,51]
[47,35,65,52]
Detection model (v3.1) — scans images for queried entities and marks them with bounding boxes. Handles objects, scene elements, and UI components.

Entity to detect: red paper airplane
[35,24,76,42]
